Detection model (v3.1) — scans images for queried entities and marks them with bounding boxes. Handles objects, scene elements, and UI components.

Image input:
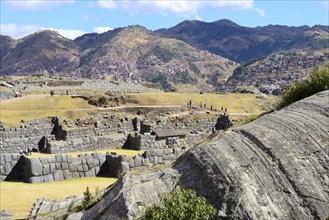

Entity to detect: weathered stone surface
[121,162,130,172]
[27,195,84,220]
[81,168,178,220]
[66,212,83,220]
[44,174,54,182]
[42,164,50,175]
[30,158,43,176]
[28,176,43,183]
[174,91,329,220]
[69,163,78,172]
[54,170,64,181]
[134,155,142,167]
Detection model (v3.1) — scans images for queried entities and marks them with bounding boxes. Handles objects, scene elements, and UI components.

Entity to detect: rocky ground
[27,91,329,220]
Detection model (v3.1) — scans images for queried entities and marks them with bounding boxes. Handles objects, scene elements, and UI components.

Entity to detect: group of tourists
[19,147,33,156]
[186,99,214,111]
[187,99,228,112]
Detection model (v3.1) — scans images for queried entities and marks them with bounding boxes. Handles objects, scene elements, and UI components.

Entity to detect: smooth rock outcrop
[175,91,329,219]
[81,168,178,220]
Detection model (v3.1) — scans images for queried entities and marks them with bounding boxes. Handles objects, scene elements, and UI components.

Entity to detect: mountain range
[1,19,328,92]
[157,19,329,62]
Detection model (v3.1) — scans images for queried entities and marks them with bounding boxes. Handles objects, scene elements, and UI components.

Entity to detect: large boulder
[81,168,178,220]
[175,91,329,219]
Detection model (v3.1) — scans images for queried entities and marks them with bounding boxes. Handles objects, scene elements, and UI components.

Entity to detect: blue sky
[1,0,328,39]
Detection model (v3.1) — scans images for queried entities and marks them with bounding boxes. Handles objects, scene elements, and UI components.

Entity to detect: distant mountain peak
[212,19,240,27]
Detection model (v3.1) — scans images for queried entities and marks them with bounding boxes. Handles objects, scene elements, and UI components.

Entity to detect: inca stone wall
[48,134,127,154]
[125,132,206,150]
[21,153,107,183]
[1,147,187,183]
[106,148,186,178]
[17,80,162,95]
[0,125,54,153]
[144,116,218,133]
[0,125,53,139]
[126,148,184,168]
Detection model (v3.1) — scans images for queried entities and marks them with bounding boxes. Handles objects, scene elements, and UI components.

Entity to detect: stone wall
[144,116,218,133]
[1,150,178,183]
[21,153,106,183]
[0,117,133,154]
[0,125,53,139]
[48,133,127,154]
[18,80,162,95]
[125,132,206,150]
[0,153,24,181]
[106,147,185,178]
[126,148,184,169]
[0,125,54,153]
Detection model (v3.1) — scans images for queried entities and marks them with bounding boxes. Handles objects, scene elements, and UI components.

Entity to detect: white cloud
[1,23,86,39]
[0,23,39,39]
[4,0,75,10]
[97,0,117,9]
[41,27,86,39]
[255,7,265,17]
[93,26,114,33]
[97,0,254,17]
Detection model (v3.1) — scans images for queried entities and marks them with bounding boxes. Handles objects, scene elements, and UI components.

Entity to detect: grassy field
[0,94,95,127]
[0,86,12,92]
[28,149,144,159]
[0,177,117,218]
[0,92,276,127]
[127,92,274,114]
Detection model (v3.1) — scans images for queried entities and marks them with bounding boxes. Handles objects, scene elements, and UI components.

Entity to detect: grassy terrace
[0,92,275,127]
[0,177,117,219]
[28,149,144,159]
[127,92,273,114]
[0,94,95,127]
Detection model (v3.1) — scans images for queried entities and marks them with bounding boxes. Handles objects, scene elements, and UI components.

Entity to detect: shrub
[82,187,94,209]
[280,63,329,107]
[139,186,216,220]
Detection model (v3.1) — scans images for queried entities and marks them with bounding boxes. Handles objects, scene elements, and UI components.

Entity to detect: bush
[139,186,216,220]
[280,63,329,107]
[82,187,94,209]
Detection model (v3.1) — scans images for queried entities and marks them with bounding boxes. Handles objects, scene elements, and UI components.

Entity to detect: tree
[139,186,216,220]
[280,62,329,107]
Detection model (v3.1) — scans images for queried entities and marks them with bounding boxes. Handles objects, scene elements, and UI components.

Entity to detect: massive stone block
[30,158,43,176]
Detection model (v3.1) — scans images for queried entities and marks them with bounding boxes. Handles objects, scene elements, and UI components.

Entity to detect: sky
[1,0,328,40]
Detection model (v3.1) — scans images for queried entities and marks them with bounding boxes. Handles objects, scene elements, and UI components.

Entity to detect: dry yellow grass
[0,177,117,218]
[28,149,144,159]
[0,86,12,92]
[127,92,274,114]
[0,93,276,127]
[0,94,95,127]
